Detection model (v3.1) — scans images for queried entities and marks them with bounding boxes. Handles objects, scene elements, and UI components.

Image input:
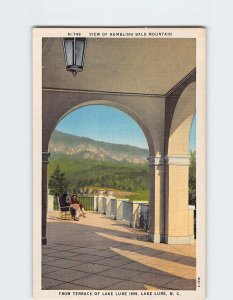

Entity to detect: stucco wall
[42,90,165,156]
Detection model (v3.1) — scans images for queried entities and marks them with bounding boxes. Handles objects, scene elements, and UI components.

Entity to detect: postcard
[33,27,206,299]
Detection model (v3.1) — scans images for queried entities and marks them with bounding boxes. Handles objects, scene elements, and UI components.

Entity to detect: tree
[48,165,69,197]
[189,150,196,206]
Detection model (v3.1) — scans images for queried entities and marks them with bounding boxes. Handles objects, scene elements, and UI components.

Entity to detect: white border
[2,1,233,300]
[33,27,205,300]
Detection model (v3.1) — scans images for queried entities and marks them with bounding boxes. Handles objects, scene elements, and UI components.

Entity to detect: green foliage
[189,150,196,206]
[127,191,149,201]
[48,154,149,196]
[76,170,149,192]
[48,165,69,197]
[48,151,196,205]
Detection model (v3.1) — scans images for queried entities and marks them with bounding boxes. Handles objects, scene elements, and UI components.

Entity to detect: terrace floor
[42,211,196,290]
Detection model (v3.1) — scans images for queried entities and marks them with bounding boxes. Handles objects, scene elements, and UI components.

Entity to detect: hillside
[49,130,149,164]
[48,130,150,200]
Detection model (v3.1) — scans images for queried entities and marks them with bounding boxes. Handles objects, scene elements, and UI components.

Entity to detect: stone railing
[93,195,149,230]
[48,191,195,238]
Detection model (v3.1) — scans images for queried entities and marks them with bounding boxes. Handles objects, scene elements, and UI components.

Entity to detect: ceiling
[42,38,195,95]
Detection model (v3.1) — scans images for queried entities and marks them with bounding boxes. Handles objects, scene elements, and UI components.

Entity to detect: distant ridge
[49,130,149,164]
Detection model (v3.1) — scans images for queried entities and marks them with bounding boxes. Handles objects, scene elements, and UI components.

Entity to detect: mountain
[48,130,150,199]
[49,130,149,164]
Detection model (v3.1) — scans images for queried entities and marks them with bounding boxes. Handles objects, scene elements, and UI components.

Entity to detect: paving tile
[70,263,112,273]
[43,244,60,249]
[172,245,196,258]
[47,251,77,259]
[47,244,78,251]
[44,212,196,291]
[155,252,183,262]
[118,244,145,251]
[88,250,116,258]
[45,258,83,268]
[42,248,59,255]
[42,255,58,263]
[72,274,122,289]
[134,265,196,280]
[42,277,64,289]
[93,257,131,267]
[109,248,142,258]
[130,272,177,287]
[162,278,196,290]
[42,264,63,275]
[182,270,196,280]
[148,266,192,278]
[67,254,103,263]
[175,257,196,267]
[136,248,163,256]
[107,280,162,290]
[48,282,92,290]
[98,267,142,280]
[68,248,97,254]
[44,269,90,282]
[87,244,122,250]
[121,262,153,272]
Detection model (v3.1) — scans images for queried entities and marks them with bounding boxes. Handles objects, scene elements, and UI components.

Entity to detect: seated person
[77,198,86,216]
[59,192,79,221]
[71,193,87,217]
[70,193,78,204]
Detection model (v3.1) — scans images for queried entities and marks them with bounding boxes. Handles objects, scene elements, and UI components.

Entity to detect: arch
[42,92,161,245]
[44,98,156,157]
[163,81,196,244]
[168,81,196,156]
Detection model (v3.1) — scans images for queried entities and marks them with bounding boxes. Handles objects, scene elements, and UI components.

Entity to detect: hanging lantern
[63,38,86,77]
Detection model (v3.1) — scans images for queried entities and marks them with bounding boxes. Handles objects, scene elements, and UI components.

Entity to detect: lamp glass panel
[75,39,85,66]
[64,39,74,66]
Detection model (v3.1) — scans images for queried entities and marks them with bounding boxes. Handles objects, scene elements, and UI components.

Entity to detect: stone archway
[41,70,196,245]
[42,92,163,245]
[43,99,156,157]
[163,81,196,244]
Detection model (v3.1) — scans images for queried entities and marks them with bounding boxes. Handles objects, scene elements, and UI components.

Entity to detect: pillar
[130,202,140,228]
[97,189,105,213]
[42,152,50,245]
[115,199,123,220]
[164,155,193,244]
[147,156,165,243]
[105,196,112,215]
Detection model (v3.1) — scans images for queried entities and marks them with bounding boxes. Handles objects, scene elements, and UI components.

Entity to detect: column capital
[147,156,165,166]
[165,155,190,166]
[42,152,50,164]
[148,155,190,166]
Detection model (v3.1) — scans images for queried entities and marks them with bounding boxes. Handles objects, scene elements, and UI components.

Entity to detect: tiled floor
[42,212,196,290]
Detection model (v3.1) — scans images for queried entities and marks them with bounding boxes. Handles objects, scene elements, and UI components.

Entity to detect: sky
[189,114,196,151]
[56,105,196,150]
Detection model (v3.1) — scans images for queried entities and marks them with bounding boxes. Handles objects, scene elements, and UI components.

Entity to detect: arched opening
[41,93,159,246]
[43,99,156,157]
[168,82,196,156]
[189,114,196,238]
[47,104,151,230]
[165,81,196,244]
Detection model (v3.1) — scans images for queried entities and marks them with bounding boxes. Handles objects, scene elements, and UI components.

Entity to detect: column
[93,196,98,211]
[130,201,140,228]
[115,199,123,220]
[164,155,192,244]
[147,156,165,243]
[105,196,112,215]
[42,152,50,245]
[106,190,114,216]
[188,205,195,241]
[97,189,105,213]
